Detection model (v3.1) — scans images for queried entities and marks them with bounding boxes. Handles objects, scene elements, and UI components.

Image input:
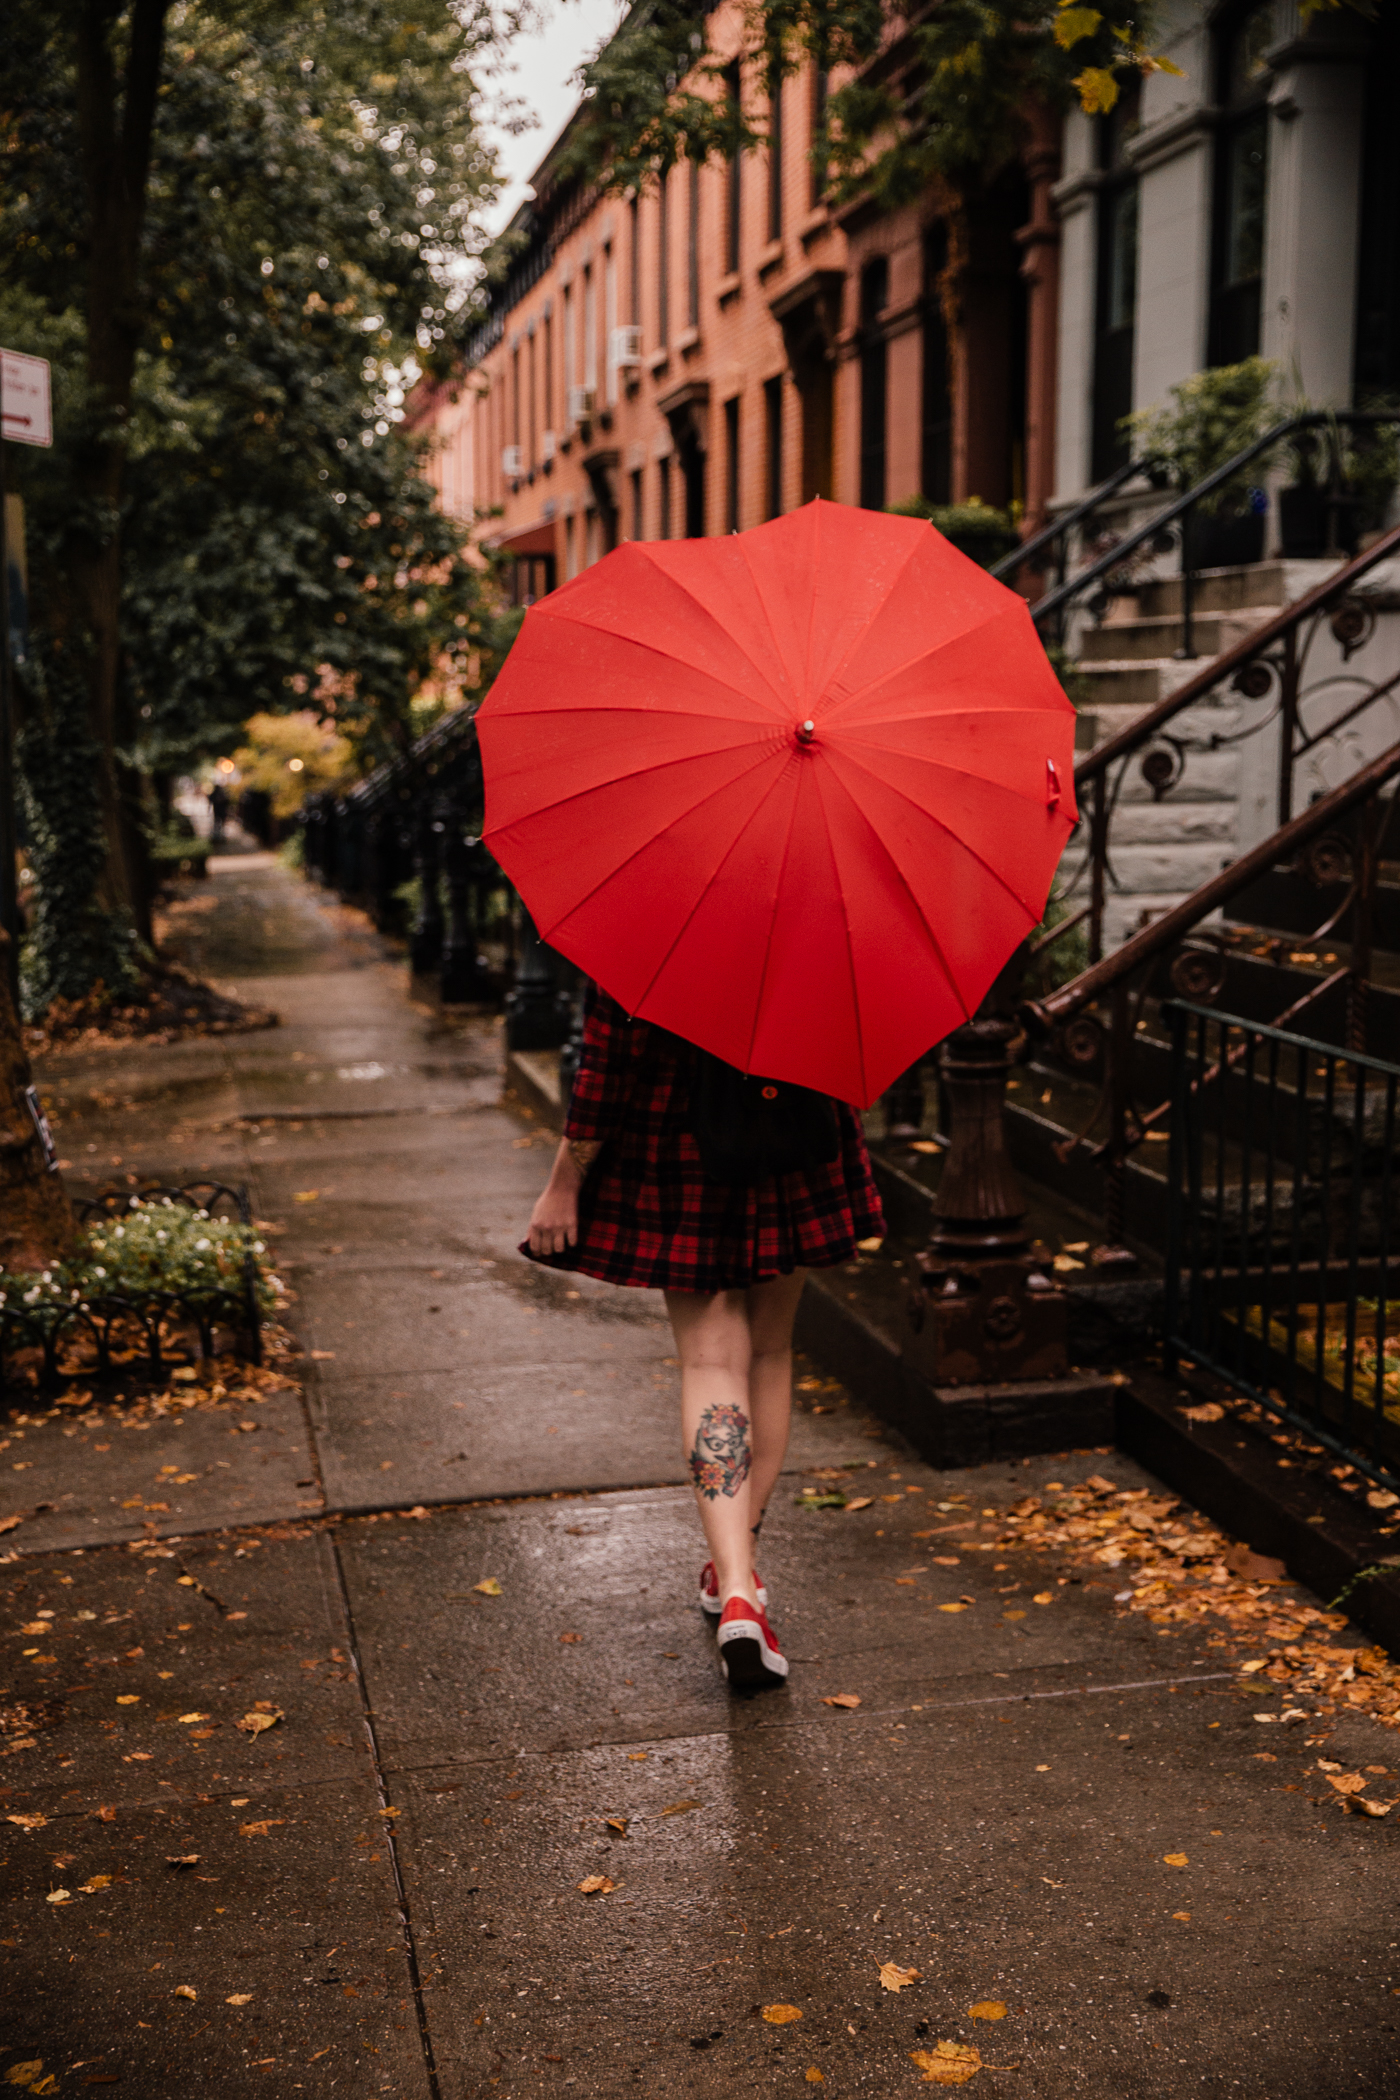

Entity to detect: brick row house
[415,0,1398,613]
[415,0,1063,600]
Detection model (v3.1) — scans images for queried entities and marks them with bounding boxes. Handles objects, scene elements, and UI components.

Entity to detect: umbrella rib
[814,761,974,1056]
[810,761,871,1105]
[527,744,786,944]
[828,745,1047,918]
[818,606,1028,722]
[816,529,929,701]
[741,757,805,1076]
[628,754,801,1032]
[836,732,1066,798]
[489,736,780,832]
[537,584,794,721]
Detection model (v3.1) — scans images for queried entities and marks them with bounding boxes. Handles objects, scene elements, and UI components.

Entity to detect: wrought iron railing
[1163,1001,1400,1489]
[0,1183,264,1398]
[998,410,1400,651]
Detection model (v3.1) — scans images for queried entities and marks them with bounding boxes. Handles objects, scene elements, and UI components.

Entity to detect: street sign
[1,349,53,448]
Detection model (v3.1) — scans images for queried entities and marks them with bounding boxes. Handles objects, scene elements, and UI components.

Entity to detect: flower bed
[0,1184,282,1396]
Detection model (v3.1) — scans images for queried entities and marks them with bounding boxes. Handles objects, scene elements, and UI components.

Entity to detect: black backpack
[689,1047,841,1184]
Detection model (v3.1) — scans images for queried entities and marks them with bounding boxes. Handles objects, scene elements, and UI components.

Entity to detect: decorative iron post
[440,819,494,1005]
[505,907,569,1050]
[409,801,444,977]
[906,1006,1067,1388]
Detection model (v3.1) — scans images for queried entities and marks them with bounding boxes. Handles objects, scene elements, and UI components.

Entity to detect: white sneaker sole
[700,1577,768,1618]
[716,1615,789,1687]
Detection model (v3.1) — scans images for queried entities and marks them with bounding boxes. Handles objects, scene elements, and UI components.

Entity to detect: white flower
[114,1226,125,1239]
[253,1241,265,1253]
[41,1271,51,1283]
[156,1230,167,1242]
[94,1267,106,1279]
[195,1238,210,1252]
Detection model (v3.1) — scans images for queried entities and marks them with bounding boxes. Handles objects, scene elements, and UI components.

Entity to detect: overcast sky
[481,0,628,233]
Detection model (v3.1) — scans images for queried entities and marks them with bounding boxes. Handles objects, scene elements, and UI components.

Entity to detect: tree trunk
[0,932,75,1270]
[70,0,170,933]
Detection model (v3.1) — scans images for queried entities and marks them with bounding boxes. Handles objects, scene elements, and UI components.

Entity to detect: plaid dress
[523,988,885,1293]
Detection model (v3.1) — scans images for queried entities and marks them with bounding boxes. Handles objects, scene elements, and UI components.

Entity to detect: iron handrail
[1161,998,1400,1082]
[1024,735,1400,1032]
[1073,516,1400,789]
[1029,408,1400,630]
[987,452,1163,585]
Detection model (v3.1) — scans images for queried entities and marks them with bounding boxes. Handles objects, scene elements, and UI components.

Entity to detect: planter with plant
[1127,357,1277,571]
[1280,411,1400,558]
[886,496,1021,570]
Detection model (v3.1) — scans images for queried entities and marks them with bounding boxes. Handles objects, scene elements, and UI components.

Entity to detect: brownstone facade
[418,6,1061,592]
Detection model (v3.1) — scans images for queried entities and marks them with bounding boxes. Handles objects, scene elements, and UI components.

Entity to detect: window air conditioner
[501,444,523,478]
[541,429,557,463]
[609,325,643,369]
[567,385,595,426]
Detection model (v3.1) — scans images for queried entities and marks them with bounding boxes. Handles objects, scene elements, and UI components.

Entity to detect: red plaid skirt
[522,989,884,1294]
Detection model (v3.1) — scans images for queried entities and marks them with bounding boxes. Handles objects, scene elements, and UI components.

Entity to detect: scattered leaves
[660,1800,702,1817]
[1180,1402,1225,1423]
[1163,1853,1189,1867]
[844,1498,874,1513]
[115,1695,140,1706]
[6,1813,46,1832]
[878,1962,921,1992]
[805,2072,825,2086]
[761,2005,803,2025]
[473,1579,503,1597]
[605,1817,629,1835]
[78,1875,112,1893]
[577,1875,615,1895]
[969,2002,1007,2021]
[559,1632,582,1644]
[165,1855,200,1869]
[173,1985,197,2001]
[292,1190,320,1203]
[226,1993,253,2006]
[822,1694,861,1710]
[239,1819,287,1837]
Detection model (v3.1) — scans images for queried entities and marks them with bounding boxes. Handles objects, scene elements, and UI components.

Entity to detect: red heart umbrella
[477,499,1076,1109]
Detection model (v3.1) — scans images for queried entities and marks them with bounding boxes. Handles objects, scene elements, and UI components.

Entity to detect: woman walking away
[525,984,884,1694]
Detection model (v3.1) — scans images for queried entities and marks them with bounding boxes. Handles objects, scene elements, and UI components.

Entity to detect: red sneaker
[716,1597,789,1690]
[699,1561,767,1618]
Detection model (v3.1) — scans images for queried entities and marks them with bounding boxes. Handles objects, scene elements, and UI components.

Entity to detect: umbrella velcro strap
[690,1051,840,1185]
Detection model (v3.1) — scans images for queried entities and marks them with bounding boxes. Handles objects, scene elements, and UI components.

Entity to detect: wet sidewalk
[2,851,1397,2097]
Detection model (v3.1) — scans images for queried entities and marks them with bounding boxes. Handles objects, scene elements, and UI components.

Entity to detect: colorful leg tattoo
[689,1401,752,1501]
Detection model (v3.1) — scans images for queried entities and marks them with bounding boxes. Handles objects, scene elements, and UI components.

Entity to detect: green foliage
[0,1198,283,1327]
[565,0,1169,203]
[1126,357,1278,514]
[886,495,1020,568]
[15,649,142,1019]
[2,0,514,1003]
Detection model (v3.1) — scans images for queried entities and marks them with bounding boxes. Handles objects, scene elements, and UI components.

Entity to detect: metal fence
[1164,1000,1400,1487]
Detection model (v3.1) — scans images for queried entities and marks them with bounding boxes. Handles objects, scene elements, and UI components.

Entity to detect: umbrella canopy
[478,499,1077,1109]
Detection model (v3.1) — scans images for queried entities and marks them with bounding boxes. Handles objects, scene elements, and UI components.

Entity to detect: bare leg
[744,1271,806,1547]
[665,1271,806,1609]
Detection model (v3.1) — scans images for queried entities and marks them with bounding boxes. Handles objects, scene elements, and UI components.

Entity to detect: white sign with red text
[1,350,53,448]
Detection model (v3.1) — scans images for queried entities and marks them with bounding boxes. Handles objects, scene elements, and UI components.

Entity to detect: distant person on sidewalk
[525,985,883,1693]
[208,780,230,840]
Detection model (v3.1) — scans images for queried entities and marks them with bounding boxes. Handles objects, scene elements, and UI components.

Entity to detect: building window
[511,344,521,456]
[1091,78,1140,483]
[583,264,597,393]
[725,396,741,530]
[687,161,700,328]
[629,195,640,325]
[542,308,552,436]
[921,226,952,503]
[764,375,783,518]
[1209,1,1274,368]
[563,282,574,400]
[565,512,576,578]
[658,174,670,351]
[767,62,783,242]
[659,454,672,539]
[631,467,644,540]
[604,245,618,403]
[810,67,828,208]
[858,256,889,512]
[725,61,743,274]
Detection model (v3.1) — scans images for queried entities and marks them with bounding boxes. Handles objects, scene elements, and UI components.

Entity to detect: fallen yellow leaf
[235,1709,283,1736]
[1344,1794,1394,1818]
[626,1751,648,1761]
[969,2002,1007,2020]
[1327,1773,1367,1796]
[806,2070,825,2084]
[115,1694,140,1705]
[910,2041,982,2084]
[239,1819,287,1837]
[938,1603,967,1613]
[4,2066,47,2090]
[226,1993,253,2006]
[473,1578,503,1597]
[178,1713,210,1725]
[19,1623,50,1636]
[577,1875,615,1895]
[878,1961,921,1993]
[761,2005,803,2025]
[44,1892,70,1906]
[293,1190,320,1202]
[1172,1911,1191,1921]
[1032,1592,1054,1605]
[6,1813,46,1832]
[605,1817,629,1835]
[165,1856,200,1869]
[173,1985,197,2001]
[822,1693,861,1709]
[660,1800,702,1816]
[844,1497,874,1512]
[79,1875,112,1893]
[1163,1853,1188,1867]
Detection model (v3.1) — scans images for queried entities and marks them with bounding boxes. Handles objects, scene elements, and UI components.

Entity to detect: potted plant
[1127,356,1277,571]
[886,494,1021,568]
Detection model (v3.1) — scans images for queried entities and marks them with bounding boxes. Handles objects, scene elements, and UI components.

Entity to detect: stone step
[1077,606,1278,664]
[1127,556,1346,619]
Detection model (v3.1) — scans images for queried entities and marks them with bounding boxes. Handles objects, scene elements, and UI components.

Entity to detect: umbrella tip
[796,719,816,745]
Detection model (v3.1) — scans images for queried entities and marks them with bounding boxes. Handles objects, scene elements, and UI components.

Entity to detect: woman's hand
[527,1139,597,1257]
